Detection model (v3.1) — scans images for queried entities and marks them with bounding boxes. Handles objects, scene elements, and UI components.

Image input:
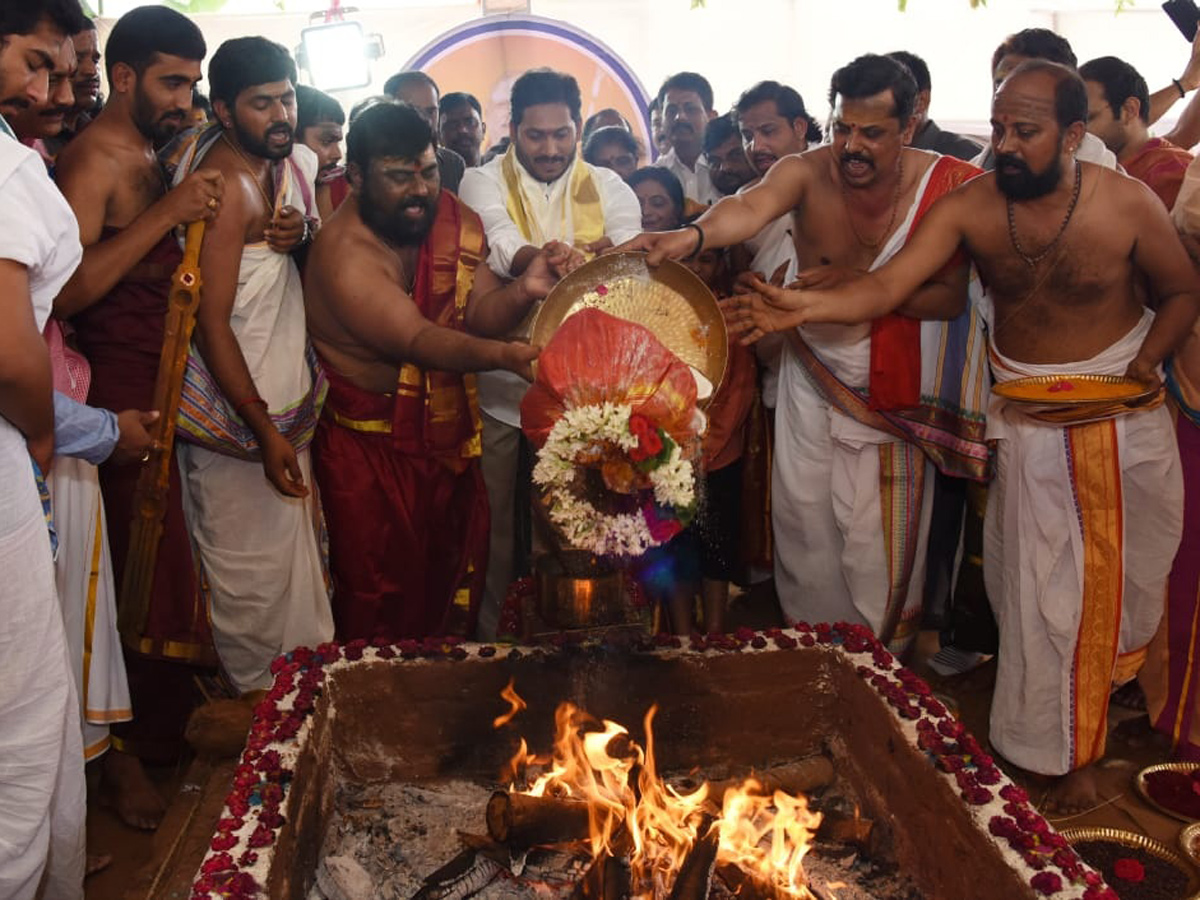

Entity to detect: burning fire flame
[493,678,529,729]
[498,686,822,898]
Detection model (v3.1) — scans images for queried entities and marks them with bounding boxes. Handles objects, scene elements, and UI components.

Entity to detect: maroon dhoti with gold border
[314,369,488,640]
[313,190,490,641]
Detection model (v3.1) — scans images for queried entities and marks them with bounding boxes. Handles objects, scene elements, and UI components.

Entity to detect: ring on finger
[140,449,151,462]
[207,197,219,210]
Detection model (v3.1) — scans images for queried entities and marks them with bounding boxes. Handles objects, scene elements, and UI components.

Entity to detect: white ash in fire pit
[312,776,927,900]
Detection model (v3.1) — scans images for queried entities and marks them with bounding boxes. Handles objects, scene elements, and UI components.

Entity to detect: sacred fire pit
[190,626,1117,900]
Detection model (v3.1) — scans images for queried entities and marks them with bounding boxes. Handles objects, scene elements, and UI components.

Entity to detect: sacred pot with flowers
[521,308,706,559]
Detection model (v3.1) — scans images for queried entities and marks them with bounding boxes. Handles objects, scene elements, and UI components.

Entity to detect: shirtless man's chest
[962,178,1143,363]
[790,151,935,273]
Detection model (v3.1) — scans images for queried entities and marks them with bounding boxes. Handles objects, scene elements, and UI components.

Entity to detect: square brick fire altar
[190,626,1113,900]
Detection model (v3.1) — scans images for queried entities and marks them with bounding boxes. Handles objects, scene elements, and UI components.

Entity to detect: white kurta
[772,162,942,652]
[742,211,798,410]
[177,144,332,694]
[654,146,719,206]
[0,129,86,900]
[459,153,641,640]
[985,310,1183,775]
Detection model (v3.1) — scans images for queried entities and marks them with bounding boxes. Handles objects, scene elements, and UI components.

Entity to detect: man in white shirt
[0,3,90,897]
[458,68,640,638]
[733,81,819,410]
[655,71,719,206]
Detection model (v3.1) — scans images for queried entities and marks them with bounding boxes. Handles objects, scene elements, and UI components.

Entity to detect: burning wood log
[485,791,593,847]
[714,862,786,900]
[701,755,835,806]
[569,851,631,900]
[409,848,503,900]
[667,825,720,900]
[816,810,875,850]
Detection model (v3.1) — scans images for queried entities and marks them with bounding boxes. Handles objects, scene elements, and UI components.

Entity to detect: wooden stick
[118,220,205,643]
[667,825,720,900]
[485,791,592,848]
[700,755,836,806]
[714,862,785,900]
[570,851,630,900]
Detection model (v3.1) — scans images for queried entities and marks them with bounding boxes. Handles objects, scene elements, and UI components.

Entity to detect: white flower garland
[532,402,697,557]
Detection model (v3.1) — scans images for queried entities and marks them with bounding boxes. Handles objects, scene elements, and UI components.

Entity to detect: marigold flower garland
[532,402,696,556]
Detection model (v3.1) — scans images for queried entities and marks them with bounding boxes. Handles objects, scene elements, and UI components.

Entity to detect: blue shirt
[54,391,118,464]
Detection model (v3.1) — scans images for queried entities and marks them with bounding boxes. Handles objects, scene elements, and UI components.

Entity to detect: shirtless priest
[723,61,1199,812]
[305,101,553,642]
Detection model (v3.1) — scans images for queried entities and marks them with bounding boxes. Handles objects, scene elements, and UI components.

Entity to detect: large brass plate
[992,374,1158,406]
[529,252,728,397]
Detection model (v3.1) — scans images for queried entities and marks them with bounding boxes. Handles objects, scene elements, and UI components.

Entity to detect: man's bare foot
[85,853,112,877]
[100,748,166,831]
[1042,765,1100,817]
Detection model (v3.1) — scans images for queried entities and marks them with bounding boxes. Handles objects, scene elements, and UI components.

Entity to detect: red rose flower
[1112,858,1145,882]
[210,833,237,852]
[628,415,664,463]
[1030,871,1062,895]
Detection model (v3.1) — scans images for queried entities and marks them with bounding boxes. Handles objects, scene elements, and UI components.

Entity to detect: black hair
[208,37,295,107]
[78,15,95,32]
[103,5,205,82]
[1079,55,1150,125]
[583,125,639,164]
[439,90,481,118]
[349,94,391,125]
[648,96,661,114]
[383,69,439,100]
[581,107,630,143]
[657,71,714,111]
[735,79,823,143]
[828,54,917,124]
[1006,59,1088,131]
[347,100,435,172]
[886,50,930,93]
[703,112,739,154]
[296,84,345,133]
[991,28,1076,76]
[0,0,87,41]
[192,88,212,117]
[627,166,684,218]
[510,68,581,126]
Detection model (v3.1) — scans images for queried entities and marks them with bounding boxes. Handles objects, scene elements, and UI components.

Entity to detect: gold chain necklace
[221,132,276,212]
[842,159,904,252]
[1006,160,1081,269]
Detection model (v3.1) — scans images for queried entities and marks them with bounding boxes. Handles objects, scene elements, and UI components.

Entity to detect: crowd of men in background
[5,0,1200,896]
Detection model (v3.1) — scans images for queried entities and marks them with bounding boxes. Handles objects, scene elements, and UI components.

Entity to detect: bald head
[991,61,1086,201]
[995,59,1087,132]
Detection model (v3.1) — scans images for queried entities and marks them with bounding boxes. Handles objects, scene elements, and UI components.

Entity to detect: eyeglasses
[600,154,637,169]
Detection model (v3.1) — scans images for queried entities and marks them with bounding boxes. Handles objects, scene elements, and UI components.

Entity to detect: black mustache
[841,153,872,165]
[995,154,1030,172]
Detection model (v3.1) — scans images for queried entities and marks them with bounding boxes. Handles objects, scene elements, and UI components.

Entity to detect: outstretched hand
[615,227,701,266]
[542,240,586,278]
[720,288,806,345]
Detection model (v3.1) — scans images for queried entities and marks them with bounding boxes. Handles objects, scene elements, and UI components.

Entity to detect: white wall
[95,0,1197,139]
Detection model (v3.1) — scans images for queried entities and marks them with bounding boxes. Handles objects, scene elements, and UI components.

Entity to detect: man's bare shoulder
[308,207,399,295]
[55,119,128,180]
[1094,162,1165,212]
